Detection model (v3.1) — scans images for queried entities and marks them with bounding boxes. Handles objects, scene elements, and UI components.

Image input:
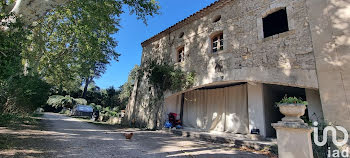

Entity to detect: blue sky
[95,0,217,89]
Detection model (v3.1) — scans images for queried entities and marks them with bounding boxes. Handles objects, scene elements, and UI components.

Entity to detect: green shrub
[47,95,88,109]
[276,95,307,105]
[59,109,71,115]
[0,75,51,114]
[0,15,48,115]
[99,106,120,118]
[91,104,102,111]
[47,95,65,108]
[74,98,87,105]
[0,14,29,82]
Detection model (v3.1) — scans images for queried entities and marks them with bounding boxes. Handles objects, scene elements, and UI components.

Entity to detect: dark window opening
[179,32,184,38]
[177,47,185,62]
[263,8,289,38]
[213,15,221,23]
[212,33,224,53]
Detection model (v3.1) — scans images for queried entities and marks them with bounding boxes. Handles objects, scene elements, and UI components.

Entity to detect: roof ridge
[141,0,230,47]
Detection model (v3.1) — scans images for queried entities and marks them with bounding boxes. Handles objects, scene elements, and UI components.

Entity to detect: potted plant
[276,96,308,123]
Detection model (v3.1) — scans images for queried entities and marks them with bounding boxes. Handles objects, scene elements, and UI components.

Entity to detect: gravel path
[0,113,268,158]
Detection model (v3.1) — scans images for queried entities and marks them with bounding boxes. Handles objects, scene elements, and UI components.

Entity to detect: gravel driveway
[0,113,268,158]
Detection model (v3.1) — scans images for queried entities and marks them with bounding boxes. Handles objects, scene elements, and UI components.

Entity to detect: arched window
[213,15,221,23]
[211,33,223,53]
[179,32,185,38]
[177,46,185,62]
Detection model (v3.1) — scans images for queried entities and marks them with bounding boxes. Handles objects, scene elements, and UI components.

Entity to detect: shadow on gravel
[0,113,268,158]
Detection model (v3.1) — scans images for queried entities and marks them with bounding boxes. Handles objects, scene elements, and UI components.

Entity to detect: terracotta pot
[278,104,306,123]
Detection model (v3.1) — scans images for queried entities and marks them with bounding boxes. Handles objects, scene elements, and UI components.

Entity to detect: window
[212,33,224,53]
[213,15,221,23]
[177,47,185,62]
[179,32,184,38]
[263,8,289,38]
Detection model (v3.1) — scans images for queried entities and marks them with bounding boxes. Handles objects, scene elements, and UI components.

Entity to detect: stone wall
[305,0,350,131]
[125,0,319,129]
[142,0,317,89]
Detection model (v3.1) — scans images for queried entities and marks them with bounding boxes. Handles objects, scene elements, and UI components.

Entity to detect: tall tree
[24,0,159,93]
[119,65,140,106]
[82,62,108,99]
[1,0,160,27]
[0,0,159,114]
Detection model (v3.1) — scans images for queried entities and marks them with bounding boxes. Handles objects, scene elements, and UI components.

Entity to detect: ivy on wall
[143,59,195,93]
[135,59,195,129]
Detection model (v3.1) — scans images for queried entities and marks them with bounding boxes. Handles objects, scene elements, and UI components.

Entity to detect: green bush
[47,95,87,109]
[0,15,49,115]
[276,95,307,105]
[47,95,65,108]
[100,106,120,118]
[59,108,71,115]
[0,75,51,114]
[90,104,102,111]
[0,14,29,82]
[73,98,88,105]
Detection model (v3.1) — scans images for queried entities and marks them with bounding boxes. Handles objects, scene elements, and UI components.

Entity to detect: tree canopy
[0,0,159,114]
[26,0,159,93]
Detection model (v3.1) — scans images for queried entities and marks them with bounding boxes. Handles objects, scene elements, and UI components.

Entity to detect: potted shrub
[276,96,308,123]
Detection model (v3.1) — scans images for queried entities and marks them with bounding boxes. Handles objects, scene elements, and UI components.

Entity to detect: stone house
[125,0,350,138]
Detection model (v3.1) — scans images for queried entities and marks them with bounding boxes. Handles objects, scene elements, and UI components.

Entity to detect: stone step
[167,129,277,152]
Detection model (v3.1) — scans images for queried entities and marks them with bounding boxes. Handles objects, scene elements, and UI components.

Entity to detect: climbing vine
[143,59,195,92]
[137,59,195,129]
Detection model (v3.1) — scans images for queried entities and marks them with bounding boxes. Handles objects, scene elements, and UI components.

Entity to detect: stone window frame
[154,43,160,49]
[208,30,226,54]
[176,45,185,63]
[178,32,185,38]
[212,15,222,23]
[257,4,295,41]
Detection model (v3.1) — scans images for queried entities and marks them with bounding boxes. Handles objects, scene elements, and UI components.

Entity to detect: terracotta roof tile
[141,0,230,47]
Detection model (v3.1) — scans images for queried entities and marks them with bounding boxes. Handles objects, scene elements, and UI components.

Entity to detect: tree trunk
[82,77,92,99]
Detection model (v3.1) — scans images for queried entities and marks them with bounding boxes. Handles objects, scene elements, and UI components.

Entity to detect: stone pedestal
[272,122,314,158]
